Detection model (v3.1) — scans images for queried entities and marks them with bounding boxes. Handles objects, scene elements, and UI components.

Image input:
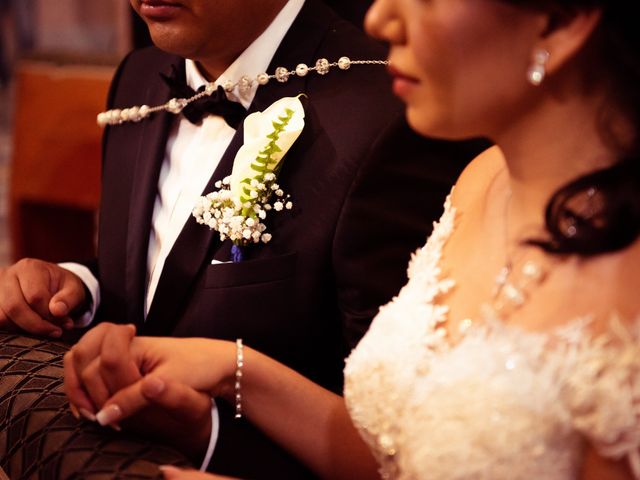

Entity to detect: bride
[64,0,640,478]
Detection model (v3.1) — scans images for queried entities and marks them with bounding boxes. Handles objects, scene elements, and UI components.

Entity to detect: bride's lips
[388,65,420,98]
[139,0,184,21]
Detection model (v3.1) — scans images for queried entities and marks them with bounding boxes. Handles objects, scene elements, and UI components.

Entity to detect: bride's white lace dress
[344,196,640,479]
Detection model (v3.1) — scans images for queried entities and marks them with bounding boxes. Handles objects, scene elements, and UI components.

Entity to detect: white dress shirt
[63,0,305,469]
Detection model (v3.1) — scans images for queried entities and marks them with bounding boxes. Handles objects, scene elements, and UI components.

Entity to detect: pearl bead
[338,56,351,70]
[527,66,545,86]
[128,106,141,121]
[120,109,130,121]
[139,105,150,118]
[108,109,121,124]
[315,58,330,75]
[295,63,309,77]
[503,283,525,306]
[275,67,290,82]
[257,73,270,85]
[204,82,217,95]
[522,260,543,281]
[97,112,108,127]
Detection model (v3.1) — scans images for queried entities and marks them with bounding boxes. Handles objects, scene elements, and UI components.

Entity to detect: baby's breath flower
[192,96,304,248]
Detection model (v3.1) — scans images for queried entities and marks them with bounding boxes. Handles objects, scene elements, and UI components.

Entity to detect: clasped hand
[63,323,236,461]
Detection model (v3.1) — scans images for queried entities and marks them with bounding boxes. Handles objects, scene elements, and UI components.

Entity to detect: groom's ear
[534,7,602,76]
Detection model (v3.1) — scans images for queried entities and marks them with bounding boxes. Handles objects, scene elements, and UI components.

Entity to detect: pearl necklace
[457,192,553,336]
[97,56,388,127]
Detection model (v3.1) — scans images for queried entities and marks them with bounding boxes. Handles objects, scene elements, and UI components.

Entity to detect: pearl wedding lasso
[97,57,389,127]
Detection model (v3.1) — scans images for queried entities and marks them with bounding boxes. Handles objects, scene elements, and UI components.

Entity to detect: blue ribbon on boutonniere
[193,95,306,262]
[231,245,244,263]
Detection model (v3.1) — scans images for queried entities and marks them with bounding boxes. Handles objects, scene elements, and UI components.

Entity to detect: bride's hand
[92,336,237,428]
[129,335,237,398]
[64,325,237,433]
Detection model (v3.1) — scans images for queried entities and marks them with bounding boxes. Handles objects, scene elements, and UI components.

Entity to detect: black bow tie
[160,67,248,129]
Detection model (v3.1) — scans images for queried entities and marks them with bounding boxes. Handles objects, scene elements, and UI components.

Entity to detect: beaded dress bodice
[344,196,640,479]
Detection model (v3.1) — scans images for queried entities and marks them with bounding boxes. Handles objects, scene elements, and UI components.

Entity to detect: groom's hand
[0,258,87,337]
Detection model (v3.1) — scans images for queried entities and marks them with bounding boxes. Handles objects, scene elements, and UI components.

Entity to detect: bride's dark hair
[513,1,640,255]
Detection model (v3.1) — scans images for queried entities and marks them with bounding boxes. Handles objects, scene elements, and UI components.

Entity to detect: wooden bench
[9,61,113,262]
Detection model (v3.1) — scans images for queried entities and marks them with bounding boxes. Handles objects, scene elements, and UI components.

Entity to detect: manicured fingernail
[96,404,122,427]
[63,319,74,330]
[49,329,62,338]
[79,408,96,422]
[69,404,80,420]
[144,376,165,397]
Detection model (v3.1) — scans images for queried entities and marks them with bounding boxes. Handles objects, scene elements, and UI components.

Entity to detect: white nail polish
[96,404,122,426]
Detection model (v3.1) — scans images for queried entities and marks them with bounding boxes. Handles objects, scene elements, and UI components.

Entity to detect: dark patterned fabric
[0,332,191,479]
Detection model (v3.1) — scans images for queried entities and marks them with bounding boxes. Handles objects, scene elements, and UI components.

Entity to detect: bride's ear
[534,8,602,76]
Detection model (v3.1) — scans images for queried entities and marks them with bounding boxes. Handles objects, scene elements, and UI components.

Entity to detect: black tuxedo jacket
[96,1,483,477]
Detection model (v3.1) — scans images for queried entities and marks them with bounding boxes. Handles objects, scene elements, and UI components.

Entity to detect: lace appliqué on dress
[344,195,640,479]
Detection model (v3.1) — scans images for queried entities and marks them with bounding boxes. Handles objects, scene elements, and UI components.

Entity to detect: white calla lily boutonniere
[192,95,305,261]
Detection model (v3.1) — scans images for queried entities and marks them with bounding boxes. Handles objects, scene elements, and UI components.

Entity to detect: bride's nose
[365,0,406,46]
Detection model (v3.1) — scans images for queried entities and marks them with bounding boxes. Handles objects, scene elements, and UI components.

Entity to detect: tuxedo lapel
[142,0,337,334]
[124,60,177,327]
[142,130,243,335]
[249,0,337,113]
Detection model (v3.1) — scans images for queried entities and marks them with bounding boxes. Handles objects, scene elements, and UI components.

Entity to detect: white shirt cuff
[58,262,100,328]
[199,399,220,471]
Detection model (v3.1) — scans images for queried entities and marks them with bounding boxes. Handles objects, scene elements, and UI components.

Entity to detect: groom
[0,0,482,477]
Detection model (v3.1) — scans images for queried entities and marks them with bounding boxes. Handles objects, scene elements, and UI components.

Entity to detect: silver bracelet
[234,338,244,419]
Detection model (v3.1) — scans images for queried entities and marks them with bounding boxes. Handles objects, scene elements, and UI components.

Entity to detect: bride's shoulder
[450,145,505,210]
